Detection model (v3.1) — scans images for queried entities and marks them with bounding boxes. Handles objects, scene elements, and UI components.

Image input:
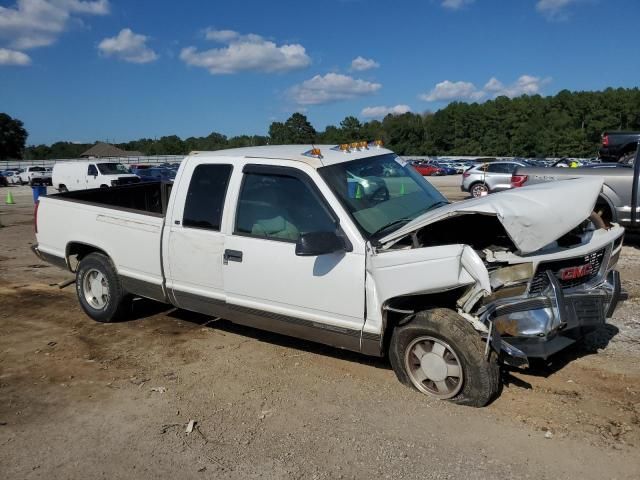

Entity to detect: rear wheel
[389,308,500,407]
[76,252,131,322]
[470,182,489,198]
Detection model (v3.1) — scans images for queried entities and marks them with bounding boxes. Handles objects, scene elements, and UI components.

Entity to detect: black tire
[58,185,68,193]
[75,252,131,322]
[470,182,489,198]
[389,308,500,407]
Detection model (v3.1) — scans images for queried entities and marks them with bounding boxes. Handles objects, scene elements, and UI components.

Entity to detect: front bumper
[487,270,624,360]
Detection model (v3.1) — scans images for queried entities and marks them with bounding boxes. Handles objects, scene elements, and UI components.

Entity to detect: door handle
[223,249,243,264]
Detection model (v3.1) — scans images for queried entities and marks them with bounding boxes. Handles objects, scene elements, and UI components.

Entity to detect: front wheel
[389,308,500,407]
[76,252,131,322]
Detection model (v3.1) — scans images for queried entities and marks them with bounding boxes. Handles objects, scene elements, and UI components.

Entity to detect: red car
[412,162,442,176]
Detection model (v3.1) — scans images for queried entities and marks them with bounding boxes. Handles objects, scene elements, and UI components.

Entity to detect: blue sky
[1,0,639,145]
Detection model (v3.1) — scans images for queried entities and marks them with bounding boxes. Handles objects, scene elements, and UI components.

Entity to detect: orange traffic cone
[5,191,15,205]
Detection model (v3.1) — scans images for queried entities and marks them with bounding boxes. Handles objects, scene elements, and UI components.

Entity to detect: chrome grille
[528,248,605,295]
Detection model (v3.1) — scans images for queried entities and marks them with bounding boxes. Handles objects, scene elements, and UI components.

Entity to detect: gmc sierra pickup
[32,144,624,407]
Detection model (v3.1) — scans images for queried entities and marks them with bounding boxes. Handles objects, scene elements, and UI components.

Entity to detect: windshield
[318,154,448,239]
[97,163,130,175]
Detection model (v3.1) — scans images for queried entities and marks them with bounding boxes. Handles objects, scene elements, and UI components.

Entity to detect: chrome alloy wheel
[404,336,463,399]
[82,268,110,310]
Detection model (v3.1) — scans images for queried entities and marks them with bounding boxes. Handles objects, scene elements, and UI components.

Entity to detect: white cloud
[485,75,550,97]
[0,47,31,65]
[361,105,411,118]
[441,0,474,10]
[350,56,379,71]
[98,28,158,63]
[536,0,580,19]
[420,80,485,102]
[204,28,239,42]
[289,73,382,105]
[421,75,551,103]
[180,30,311,74]
[0,0,109,50]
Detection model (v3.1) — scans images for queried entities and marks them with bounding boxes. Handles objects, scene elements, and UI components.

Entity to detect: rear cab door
[163,159,233,307]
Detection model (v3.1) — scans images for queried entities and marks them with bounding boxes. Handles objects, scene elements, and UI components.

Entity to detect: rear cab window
[182,164,233,231]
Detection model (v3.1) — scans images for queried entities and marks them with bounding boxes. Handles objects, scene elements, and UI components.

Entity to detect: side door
[164,162,234,307]
[487,163,515,191]
[86,164,99,189]
[222,163,366,350]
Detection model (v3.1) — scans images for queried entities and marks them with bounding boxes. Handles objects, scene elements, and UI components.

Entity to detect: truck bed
[56,181,173,216]
[35,182,170,299]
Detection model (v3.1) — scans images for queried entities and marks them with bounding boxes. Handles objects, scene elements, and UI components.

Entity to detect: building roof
[80,142,143,158]
[189,144,393,169]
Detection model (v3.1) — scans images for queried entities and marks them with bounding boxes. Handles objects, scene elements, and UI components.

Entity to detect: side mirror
[295,231,345,256]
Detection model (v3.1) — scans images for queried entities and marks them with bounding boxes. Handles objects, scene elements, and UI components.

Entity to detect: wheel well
[381,288,467,355]
[595,196,614,225]
[65,242,108,271]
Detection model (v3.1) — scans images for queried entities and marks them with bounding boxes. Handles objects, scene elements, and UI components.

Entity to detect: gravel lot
[1,181,639,479]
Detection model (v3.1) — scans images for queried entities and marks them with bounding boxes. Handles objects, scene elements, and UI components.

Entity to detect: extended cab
[33,145,625,407]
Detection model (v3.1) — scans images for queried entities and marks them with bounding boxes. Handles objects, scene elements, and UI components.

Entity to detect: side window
[183,164,233,231]
[87,164,98,176]
[235,172,336,242]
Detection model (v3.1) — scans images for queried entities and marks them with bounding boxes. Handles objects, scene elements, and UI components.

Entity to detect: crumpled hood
[380,177,604,254]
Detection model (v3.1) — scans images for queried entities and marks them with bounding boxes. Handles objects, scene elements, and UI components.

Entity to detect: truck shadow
[126,298,621,383]
[502,323,620,389]
[166,307,392,371]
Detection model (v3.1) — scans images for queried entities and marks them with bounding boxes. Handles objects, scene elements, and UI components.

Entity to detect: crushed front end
[475,227,625,362]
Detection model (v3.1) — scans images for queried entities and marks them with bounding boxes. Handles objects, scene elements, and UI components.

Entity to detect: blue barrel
[32,185,47,203]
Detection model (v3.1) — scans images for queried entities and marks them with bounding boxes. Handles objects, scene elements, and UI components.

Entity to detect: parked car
[1,170,21,185]
[18,166,51,186]
[513,151,640,231]
[132,167,177,182]
[461,161,531,197]
[432,162,457,175]
[52,161,140,192]
[33,144,624,407]
[412,162,442,176]
[599,131,640,163]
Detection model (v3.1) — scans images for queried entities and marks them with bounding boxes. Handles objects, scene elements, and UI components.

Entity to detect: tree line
[2,87,639,161]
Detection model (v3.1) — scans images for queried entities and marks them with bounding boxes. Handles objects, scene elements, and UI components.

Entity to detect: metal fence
[0,155,185,171]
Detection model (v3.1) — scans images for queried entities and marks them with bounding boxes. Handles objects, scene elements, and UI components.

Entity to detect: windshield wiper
[370,217,412,240]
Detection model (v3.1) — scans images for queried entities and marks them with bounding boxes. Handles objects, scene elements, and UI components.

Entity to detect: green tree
[0,113,28,160]
[269,113,317,144]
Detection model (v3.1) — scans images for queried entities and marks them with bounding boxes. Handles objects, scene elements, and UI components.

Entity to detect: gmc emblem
[558,264,593,281]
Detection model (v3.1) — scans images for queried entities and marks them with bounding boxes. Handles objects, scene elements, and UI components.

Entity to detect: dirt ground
[1,181,639,479]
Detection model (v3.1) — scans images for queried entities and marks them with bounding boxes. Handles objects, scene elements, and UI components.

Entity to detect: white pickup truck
[33,144,625,406]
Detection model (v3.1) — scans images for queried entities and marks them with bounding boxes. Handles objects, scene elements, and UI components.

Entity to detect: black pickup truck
[599,131,640,163]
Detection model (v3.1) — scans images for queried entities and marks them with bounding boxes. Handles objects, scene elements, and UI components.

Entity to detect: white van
[52,161,140,192]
